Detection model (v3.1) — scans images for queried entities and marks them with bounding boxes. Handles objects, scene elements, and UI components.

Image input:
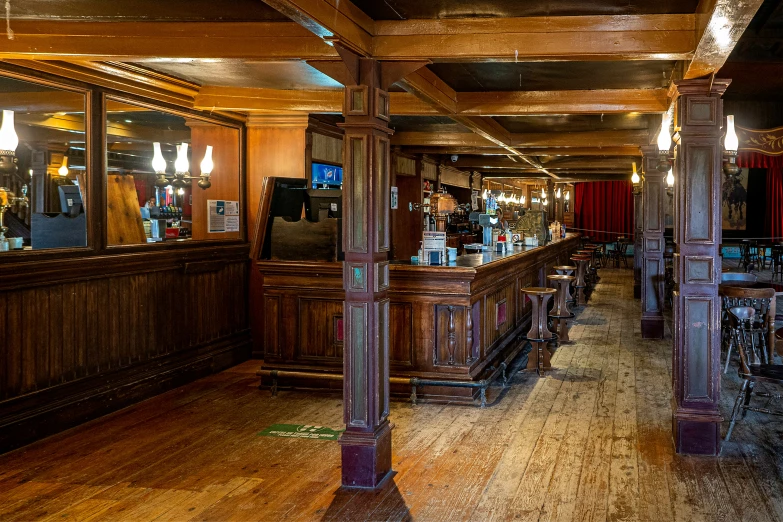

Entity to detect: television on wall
[311,162,343,188]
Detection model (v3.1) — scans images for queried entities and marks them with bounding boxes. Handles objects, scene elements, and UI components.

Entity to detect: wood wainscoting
[0,244,251,454]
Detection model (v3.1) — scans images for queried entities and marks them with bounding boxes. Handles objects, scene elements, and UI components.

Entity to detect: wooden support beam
[261,0,375,56]
[391,130,649,149]
[193,85,439,115]
[399,146,643,156]
[456,89,669,115]
[0,21,338,61]
[373,14,696,61]
[452,156,637,170]
[685,0,765,79]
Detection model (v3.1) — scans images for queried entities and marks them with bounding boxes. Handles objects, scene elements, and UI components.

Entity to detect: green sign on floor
[258,424,343,441]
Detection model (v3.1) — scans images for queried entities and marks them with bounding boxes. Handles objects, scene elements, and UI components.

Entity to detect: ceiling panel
[136,61,342,90]
[427,61,675,91]
[8,0,290,21]
[350,0,698,20]
[494,113,651,134]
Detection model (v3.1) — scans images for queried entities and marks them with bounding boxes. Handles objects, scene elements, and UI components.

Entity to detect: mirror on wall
[105,99,241,246]
[0,74,87,252]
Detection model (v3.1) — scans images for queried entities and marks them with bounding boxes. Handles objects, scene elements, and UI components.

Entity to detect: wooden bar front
[257,234,580,403]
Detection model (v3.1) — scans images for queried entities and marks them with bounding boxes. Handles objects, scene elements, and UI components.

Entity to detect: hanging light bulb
[58,156,69,177]
[0,110,19,152]
[631,161,640,184]
[666,167,674,188]
[152,142,167,174]
[174,143,189,174]
[167,186,174,194]
[724,115,738,152]
[521,195,526,206]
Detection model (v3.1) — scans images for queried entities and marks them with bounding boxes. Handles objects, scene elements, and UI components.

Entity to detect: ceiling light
[58,156,69,177]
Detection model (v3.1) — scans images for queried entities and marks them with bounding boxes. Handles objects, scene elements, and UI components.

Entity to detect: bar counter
[256,233,580,403]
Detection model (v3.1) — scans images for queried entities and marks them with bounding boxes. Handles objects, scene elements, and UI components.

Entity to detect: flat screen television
[311,162,342,188]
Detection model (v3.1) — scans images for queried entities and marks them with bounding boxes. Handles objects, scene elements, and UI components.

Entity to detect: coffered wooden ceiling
[0,0,775,181]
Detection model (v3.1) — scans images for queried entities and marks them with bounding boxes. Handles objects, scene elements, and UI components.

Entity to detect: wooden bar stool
[571,256,591,306]
[553,265,577,305]
[521,287,558,375]
[547,274,575,344]
[583,245,602,282]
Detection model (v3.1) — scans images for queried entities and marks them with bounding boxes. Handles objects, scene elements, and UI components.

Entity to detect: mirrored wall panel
[0,74,87,252]
[105,99,241,246]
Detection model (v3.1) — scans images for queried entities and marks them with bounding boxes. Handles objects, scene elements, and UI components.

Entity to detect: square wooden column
[641,146,666,338]
[338,58,393,488]
[633,189,643,299]
[671,78,730,455]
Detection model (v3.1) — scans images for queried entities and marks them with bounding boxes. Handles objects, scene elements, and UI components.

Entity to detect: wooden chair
[721,285,774,373]
[771,244,783,282]
[725,306,783,443]
[607,237,629,268]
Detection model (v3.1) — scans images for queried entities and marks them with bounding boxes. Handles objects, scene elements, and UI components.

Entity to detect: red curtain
[737,152,783,241]
[574,180,634,243]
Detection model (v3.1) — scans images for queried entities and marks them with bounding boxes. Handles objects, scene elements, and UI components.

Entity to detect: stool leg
[558,318,570,343]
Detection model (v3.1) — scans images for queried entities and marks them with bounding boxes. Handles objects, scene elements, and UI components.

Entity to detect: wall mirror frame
[0,67,94,260]
[102,94,246,251]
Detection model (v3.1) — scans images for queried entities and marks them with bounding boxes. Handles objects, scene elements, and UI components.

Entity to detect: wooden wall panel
[298,298,343,361]
[389,302,413,367]
[0,246,250,453]
[311,132,343,165]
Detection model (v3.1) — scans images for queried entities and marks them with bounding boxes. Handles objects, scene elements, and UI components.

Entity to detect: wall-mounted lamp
[556,187,562,199]
[666,167,674,188]
[564,191,570,201]
[656,113,673,172]
[153,142,213,190]
[723,115,740,176]
[631,162,642,195]
[0,110,19,176]
[58,157,69,177]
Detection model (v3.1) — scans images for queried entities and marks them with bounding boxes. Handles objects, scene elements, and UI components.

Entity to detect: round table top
[521,287,558,295]
[553,265,576,271]
[547,274,575,281]
[571,256,591,261]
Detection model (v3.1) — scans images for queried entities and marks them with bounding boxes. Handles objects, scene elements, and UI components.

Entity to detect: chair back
[728,306,763,371]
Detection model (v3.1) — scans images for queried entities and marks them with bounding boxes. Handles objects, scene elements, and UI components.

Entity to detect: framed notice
[208,200,240,233]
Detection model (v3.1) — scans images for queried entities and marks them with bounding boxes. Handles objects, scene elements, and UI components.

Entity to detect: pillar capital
[245,113,310,128]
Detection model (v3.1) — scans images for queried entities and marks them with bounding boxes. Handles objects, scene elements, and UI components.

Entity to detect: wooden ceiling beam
[0,21,338,61]
[261,0,374,57]
[457,89,669,115]
[452,156,636,170]
[374,14,696,61]
[685,0,765,79]
[399,146,643,156]
[391,130,648,149]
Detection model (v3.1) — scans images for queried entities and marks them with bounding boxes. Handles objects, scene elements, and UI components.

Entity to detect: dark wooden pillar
[671,78,730,455]
[633,188,643,298]
[546,179,555,222]
[338,58,393,488]
[641,146,665,338]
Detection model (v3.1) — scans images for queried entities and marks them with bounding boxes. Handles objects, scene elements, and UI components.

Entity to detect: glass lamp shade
[556,187,561,198]
[666,168,674,187]
[631,162,640,184]
[152,142,167,174]
[0,110,19,152]
[565,191,570,201]
[657,113,672,152]
[58,156,69,177]
[200,145,214,175]
[724,115,739,152]
[174,143,189,174]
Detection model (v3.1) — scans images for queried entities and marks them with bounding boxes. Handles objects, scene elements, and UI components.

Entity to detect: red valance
[737,151,783,240]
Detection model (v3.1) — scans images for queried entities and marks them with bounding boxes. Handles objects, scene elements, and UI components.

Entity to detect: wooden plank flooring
[1,268,782,522]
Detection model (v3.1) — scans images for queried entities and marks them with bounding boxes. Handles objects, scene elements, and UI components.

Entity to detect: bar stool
[553,265,577,305]
[575,250,595,285]
[521,287,558,375]
[583,244,602,281]
[547,274,575,344]
[571,256,591,306]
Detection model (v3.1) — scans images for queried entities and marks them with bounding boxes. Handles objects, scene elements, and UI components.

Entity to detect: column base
[339,421,393,489]
[641,315,664,339]
[673,407,722,455]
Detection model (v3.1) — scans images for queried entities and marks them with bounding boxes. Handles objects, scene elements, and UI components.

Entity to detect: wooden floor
[2,268,783,522]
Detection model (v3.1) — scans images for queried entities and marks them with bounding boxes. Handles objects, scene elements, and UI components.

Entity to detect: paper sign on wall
[208,200,240,233]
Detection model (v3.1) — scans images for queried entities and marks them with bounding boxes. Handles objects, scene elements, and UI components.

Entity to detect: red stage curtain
[737,152,783,241]
[574,180,634,243]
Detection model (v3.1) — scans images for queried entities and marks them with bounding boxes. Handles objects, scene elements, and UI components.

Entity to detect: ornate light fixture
[656,113,673,172]
[666,167,674,197]
[564,191,570,202]
[556,186,562,199]
[153,142,213,190]
[723,115,740,176]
